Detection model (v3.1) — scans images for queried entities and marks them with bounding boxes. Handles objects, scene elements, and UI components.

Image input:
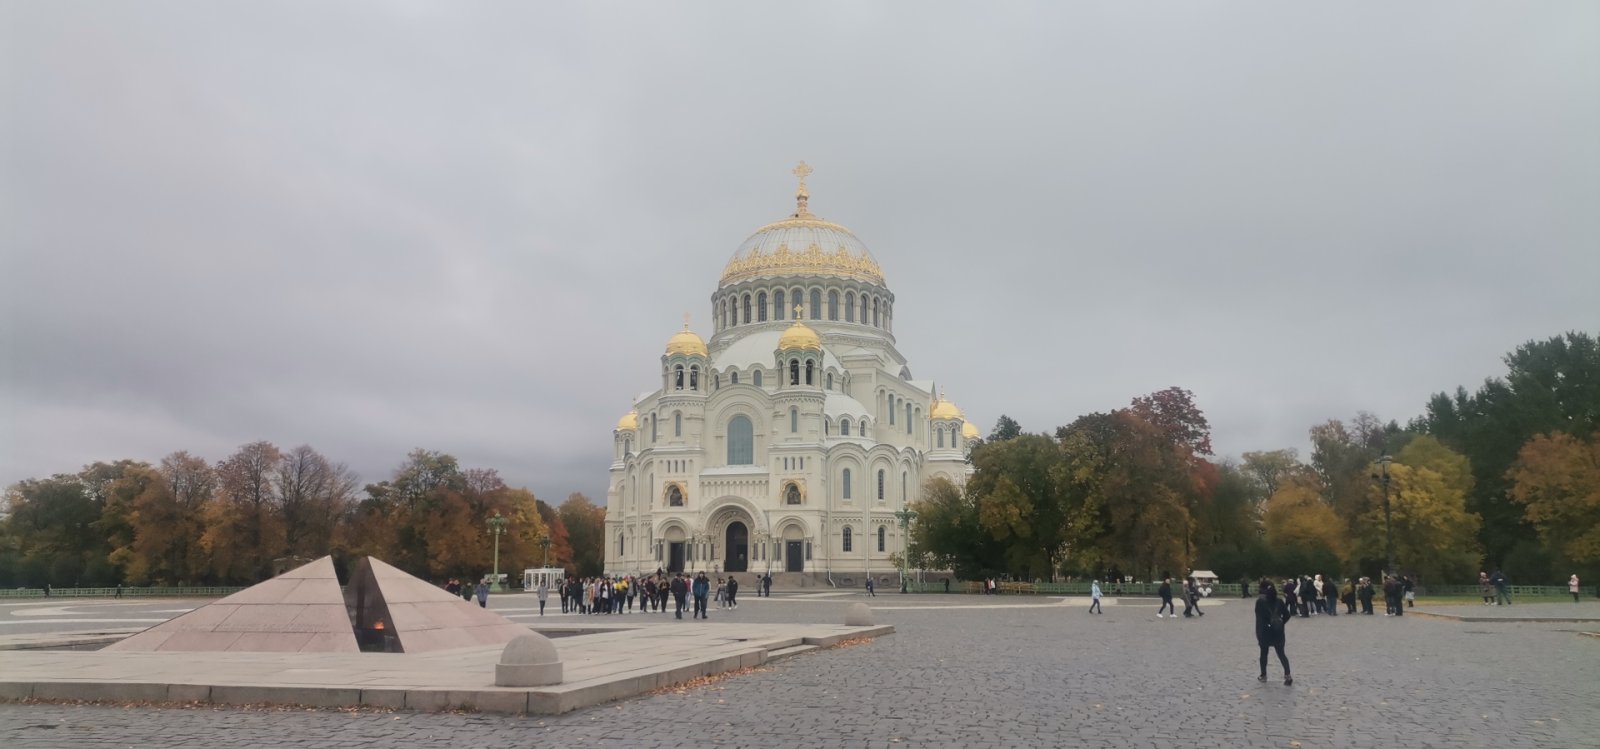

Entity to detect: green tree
[910,477,1003,579]
[1359,462,1482,583]
[1419,332,1600,570]
[988,415,1023,442]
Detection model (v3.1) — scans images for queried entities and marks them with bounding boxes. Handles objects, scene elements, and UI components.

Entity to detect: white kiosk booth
[522,567,566,592]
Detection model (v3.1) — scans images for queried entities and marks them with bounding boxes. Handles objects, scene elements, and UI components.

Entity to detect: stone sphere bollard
[495,633,563,687]
[845,602,875,626]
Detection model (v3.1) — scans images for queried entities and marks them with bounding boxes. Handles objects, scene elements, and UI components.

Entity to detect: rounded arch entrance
[706,502,758,573]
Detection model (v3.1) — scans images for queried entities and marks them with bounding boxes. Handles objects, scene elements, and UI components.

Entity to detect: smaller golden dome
[931,390,963,421]
[664,323,708,358]
[616,410,639,431]
[962,421,980,440]
[778,319,823,351]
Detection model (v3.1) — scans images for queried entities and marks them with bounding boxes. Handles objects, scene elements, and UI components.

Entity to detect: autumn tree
[1241,449,1300,498]
[559,493,607,577]
[204,441,286,583]
[966,434,1101,580]
[1358,447,1482,583]
[1507,432,1600,570]
[275,445,357,559]
[1262,472,1345,574]
[534,499,573,568]
[116,453,215,584]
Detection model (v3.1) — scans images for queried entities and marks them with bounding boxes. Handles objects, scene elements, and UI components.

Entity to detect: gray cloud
[4,3,1596,501]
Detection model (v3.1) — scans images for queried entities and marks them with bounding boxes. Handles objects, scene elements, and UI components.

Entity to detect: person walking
[715,577,727,609]
[762,573,772,598]
[692,572,711,619]
[1570,574,1581,603]
[1358,577,1375,615]
[1157,578,1176,619]
[866,577,876,597]
[475,579,489,609]
[670,573,689,619]
[1491,569,1511,606]
[1478,572,1493,605]
[1186,577,1204,617]
[536,579,549,616]
[1088,580,1103,615]
[1401,575,1415,609]
[1322,575,1337,617]
[1255,579,1293,686]
[1343,578,1357,614]
[726,576,739,609]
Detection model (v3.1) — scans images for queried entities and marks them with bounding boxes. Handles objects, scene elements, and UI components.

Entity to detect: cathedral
[605,164,976,582]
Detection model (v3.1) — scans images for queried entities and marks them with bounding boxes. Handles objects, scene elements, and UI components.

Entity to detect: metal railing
[0,586,247,599]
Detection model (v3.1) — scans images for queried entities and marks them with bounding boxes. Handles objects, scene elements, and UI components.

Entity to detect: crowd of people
[518,570,776,619]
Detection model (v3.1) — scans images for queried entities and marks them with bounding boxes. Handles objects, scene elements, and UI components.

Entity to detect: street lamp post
[1374,455,1395,578]
[487,511,509,592]
[894,508,917,593]
[538,534,552,569]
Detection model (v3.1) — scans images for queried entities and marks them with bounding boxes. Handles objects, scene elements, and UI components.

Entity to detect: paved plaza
[2,592,1597,748]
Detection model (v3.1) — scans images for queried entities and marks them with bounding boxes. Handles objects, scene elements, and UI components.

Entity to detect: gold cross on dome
[794,304,804,318]
[792,161,813,185]
[683,312,691,330]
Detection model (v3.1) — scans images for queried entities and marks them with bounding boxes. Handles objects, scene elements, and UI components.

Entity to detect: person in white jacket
[1088,580,1103,615]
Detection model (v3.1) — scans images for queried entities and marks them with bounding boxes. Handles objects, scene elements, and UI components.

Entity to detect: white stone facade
[604,170,975,579]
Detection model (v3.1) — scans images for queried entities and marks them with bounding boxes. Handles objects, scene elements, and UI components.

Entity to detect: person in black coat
[1255,578,1293,686]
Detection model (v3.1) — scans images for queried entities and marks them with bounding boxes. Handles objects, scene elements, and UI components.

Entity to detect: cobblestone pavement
[1413,601,1600,620]
[2,593,1595,748]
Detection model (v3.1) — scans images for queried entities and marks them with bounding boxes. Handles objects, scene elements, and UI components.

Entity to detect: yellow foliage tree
[1263,475,1345,561]
[1508,432,1600,565]
[1359,462,1482,582]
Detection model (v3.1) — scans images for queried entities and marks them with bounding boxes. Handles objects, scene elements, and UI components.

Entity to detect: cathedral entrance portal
[725,522,749,572]
[667,542,685,573]
[785,541,804,573]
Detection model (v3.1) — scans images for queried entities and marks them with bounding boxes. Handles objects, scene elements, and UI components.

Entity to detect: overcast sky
[3,3,1596,504]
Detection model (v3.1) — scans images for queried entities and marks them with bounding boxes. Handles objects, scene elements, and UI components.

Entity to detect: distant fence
[0,586,247,599]
[913,581,1578,598]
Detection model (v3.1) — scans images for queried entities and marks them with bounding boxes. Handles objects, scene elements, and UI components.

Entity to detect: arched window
[775,290,786,320]
[618,533,625,555]
[952,427,959,447]
[731,371,739,385]
[877,469,885,500]
[828,290,839,320]
[902,472,908,502]
[845,292,855,322]
[877,525,886,552]
[727,416,754,465]
[790,359,800,385]
[843,526,853,552]
[810,289,821,319]
[624,438,631,455]
[842,468,853,499]
[841,418,851,436]
[742,294,752,324]
[674,412,682,437]
[906,403,913,434]
[651,414,658,442]
[888,394,896,424]
[758,291,768,322]
[667,484,683,506]
[937,428,944,448]
[689,366,699,391]
[753,370,763,387]
[790,407,798,433]
[723,298,731,328]
[805,360,814,385]
[873,298,880,327]
[786,483,801,505]
[674,365,684,390]
[826,373,833,390]
[824,419,830,435]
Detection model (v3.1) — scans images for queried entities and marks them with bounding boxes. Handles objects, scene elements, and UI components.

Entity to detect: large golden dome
[931,392,964,421]
[719,163,884,287]
[664,324,708,357]
[962,421,980,440]
[615,410,639,431]
[778,320,823,351]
